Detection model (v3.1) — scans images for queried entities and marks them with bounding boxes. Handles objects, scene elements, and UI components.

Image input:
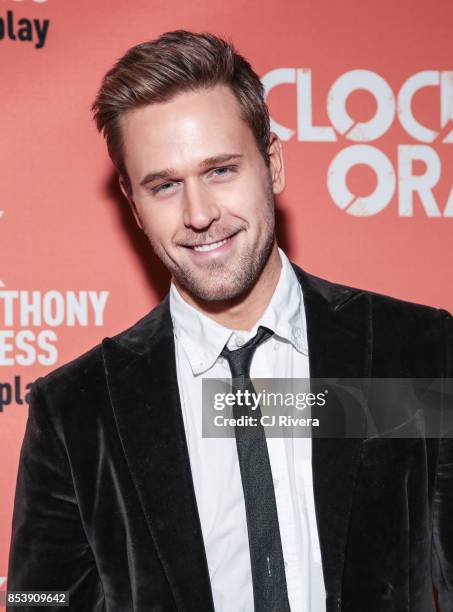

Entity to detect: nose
[182,180,221,230]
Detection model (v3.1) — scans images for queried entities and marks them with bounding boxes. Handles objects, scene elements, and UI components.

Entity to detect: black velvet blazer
[7,264,453,612]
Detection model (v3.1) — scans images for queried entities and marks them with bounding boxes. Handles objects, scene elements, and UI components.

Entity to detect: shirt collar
[169,247,308,375]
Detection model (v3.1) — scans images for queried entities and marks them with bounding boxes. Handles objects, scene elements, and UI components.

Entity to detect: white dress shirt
[169,247,326,612]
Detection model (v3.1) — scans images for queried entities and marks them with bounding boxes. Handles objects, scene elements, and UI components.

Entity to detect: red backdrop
[0,0,452,594]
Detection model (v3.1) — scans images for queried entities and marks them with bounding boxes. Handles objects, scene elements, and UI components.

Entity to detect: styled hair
[91,30,271,193]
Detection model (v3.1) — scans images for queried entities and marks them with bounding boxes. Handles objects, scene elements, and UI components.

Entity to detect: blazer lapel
[292,264,372,607]
[102,296,215,612]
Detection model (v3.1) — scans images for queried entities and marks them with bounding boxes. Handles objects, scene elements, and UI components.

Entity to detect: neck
[173,242,282,331]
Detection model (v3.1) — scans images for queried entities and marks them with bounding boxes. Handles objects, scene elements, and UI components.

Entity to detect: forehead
[120,84,258,174]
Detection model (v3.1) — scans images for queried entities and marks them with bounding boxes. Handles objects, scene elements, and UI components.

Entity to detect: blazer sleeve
[7,379,105,612]
[431,309,453,611]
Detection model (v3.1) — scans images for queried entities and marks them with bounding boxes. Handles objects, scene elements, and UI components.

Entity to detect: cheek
[228,173,269,211]
[249,182,273,217]
[138,205,178,244]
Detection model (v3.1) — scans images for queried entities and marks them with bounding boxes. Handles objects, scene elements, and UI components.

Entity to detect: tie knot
[220,326,274,378]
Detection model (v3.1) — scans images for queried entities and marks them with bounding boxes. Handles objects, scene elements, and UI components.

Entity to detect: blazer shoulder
[34,294,170,399]
[293,262,450,320]
[292,264,450,373]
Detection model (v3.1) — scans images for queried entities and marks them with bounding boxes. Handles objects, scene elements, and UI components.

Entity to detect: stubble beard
[146,187,276,303]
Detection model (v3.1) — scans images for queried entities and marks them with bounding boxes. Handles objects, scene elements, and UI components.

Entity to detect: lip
[183,231,240,260]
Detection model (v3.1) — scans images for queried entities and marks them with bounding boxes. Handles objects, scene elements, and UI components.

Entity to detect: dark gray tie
[221,326,291,612]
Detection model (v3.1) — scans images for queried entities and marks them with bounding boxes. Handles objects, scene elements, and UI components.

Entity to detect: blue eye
[153,181,176,194]
[212,165,237,177]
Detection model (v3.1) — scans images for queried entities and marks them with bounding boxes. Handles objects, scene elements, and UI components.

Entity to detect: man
[7,30,453,612]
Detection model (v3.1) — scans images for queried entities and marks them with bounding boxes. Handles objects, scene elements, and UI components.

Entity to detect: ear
[119,175,143,231]
[268,132,285,195]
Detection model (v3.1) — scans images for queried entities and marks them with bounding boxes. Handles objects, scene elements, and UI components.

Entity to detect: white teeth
[193,237,229,252]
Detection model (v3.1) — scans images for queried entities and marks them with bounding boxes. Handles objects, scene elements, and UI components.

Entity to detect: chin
[182,274,257,303]
[184,282,234,302]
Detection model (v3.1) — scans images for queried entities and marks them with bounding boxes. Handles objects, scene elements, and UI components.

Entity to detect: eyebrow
[139,153,244,186]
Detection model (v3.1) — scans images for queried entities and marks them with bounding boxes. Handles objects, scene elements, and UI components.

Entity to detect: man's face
[120,84,285,302]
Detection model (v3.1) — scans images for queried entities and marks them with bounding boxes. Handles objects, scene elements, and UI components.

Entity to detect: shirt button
[273,478,279,488]
[284,561,289,570]
[274,341,280,351]
[235,333,247,347]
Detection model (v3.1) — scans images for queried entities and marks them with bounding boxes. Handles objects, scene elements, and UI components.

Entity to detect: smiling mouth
[184,231,239,252]
[192,237,230,252]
